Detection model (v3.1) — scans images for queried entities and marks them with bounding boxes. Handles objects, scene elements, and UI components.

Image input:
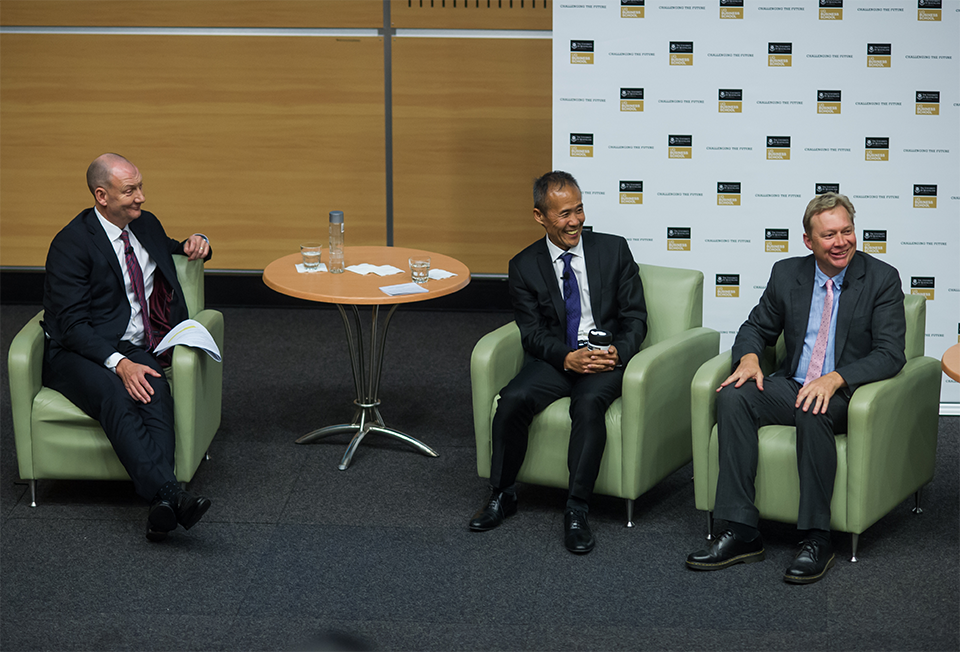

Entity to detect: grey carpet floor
[1,303,958,651]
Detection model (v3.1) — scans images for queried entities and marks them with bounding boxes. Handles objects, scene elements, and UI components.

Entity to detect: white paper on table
[428,269,456,280]
[295,262,328,273]
[347,263,404,276]
[154,319,222,362]
[379,282,429,296]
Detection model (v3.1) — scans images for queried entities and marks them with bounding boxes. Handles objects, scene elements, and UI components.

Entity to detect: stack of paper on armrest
[154,319,222,362]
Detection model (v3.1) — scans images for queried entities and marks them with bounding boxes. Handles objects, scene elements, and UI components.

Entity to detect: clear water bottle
[328,210,344,273]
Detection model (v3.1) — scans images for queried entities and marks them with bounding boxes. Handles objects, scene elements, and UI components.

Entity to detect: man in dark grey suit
[468,171,647,554]
[686,192,905,583]
[42,153,213,542]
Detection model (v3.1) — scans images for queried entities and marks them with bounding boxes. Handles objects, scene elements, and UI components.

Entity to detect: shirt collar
[545,235,584,263]
[94,207,125,241]
[814,263,847,290]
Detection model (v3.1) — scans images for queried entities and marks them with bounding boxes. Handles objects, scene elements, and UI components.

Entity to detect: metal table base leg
[295,302,439,469]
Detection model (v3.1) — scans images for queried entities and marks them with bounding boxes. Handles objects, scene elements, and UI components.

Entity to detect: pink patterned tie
[119,230,157,349]
[804,279,834,384]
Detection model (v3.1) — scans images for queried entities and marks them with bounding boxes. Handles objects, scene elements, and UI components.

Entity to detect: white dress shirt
[544,235,597,345]
[95,208,157,368]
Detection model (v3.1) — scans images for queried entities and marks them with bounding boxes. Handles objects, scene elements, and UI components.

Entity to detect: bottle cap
[588,328,613,348]
[329,210,344,224]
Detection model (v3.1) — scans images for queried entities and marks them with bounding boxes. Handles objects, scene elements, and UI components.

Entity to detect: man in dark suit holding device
[686,192,905,583]
[468,170,647,553]
[42,153,213,542]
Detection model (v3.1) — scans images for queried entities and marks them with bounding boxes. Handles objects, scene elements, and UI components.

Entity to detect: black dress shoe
[784,539,835,584]
[468,491,517,531]
[146,498,177,542]
[686,529,765,570]
[564,509,595,554]
[172,490,211,530]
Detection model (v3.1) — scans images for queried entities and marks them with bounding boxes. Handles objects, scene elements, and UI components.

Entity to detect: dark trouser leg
[714,377,801,528]
[795,392,848,531]
[489,359,574,492]
[43,345,176,501]
[566,369,624,509]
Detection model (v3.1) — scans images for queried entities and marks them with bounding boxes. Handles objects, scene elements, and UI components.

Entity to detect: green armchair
[8,256,223,507]
[691,293,941,560]
[471,263,720,526]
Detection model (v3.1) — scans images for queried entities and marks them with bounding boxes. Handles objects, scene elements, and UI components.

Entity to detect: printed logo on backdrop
[768,43,792,67]
[865,137,889,161]
[719,89,742,113]
[716,274,740,298]
[570,41,594,65]
[670,42,694,66]
[621,88,644,112]
[667,227,691,251]
[621,0,645,18]
[819,0,842,20]
[817,90,841,115]
[863,230,887,254]
[720,0,744,19]
[619,181,643,204]
[914,184,937,208]
[669,135,693,159]
[867,43,892,68]
[816,183,840,195]
[765,229,789,253]
[916,91,940,115]
[918,0,942,21]
[767,136,791,161]
[718,182,741,206]
[570,134,594,158]
[911,276,935,300]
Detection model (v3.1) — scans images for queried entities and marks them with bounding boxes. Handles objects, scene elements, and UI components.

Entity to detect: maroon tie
[119,230,157,349]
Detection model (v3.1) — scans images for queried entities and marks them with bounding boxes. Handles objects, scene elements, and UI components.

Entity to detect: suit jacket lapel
[535,240,565,324]
[788,256,816,373]
[84,209,125,289]
[583,233,603,326]
[834,252,865,364]
[130,216,177,288]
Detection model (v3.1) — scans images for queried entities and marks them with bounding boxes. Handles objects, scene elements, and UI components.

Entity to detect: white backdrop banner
[553,0,959,405]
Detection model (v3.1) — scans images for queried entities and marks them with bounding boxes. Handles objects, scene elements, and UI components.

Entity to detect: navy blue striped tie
[561,252,580,351]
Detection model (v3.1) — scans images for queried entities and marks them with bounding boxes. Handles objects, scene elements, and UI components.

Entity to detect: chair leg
[625,499,635,528]
[706,511,714,540]
[850,533,859,563]
[912,488,923,514]
[29,479,37,508]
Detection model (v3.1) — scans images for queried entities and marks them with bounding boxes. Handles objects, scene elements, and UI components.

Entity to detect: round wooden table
[942,343,960,383]
[263,247,470,470]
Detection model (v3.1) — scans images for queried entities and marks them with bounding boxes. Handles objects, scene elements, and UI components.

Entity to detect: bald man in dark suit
[42,153,213,542]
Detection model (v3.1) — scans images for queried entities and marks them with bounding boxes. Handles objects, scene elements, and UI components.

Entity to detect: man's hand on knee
[718,353,765,392]
[796,371,846,415]
[116,358,161,403]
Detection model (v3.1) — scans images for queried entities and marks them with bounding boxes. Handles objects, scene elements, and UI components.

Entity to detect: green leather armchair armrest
[845,355,942,532]
[8,311,45,481]
[622,326,720,495]
[470,322,523,478]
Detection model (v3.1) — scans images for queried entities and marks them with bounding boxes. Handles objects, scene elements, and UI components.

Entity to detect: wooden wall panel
[0,34,386,269]
[392,37,551,274]
[391,0,551,30]
[0,1,382,28]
